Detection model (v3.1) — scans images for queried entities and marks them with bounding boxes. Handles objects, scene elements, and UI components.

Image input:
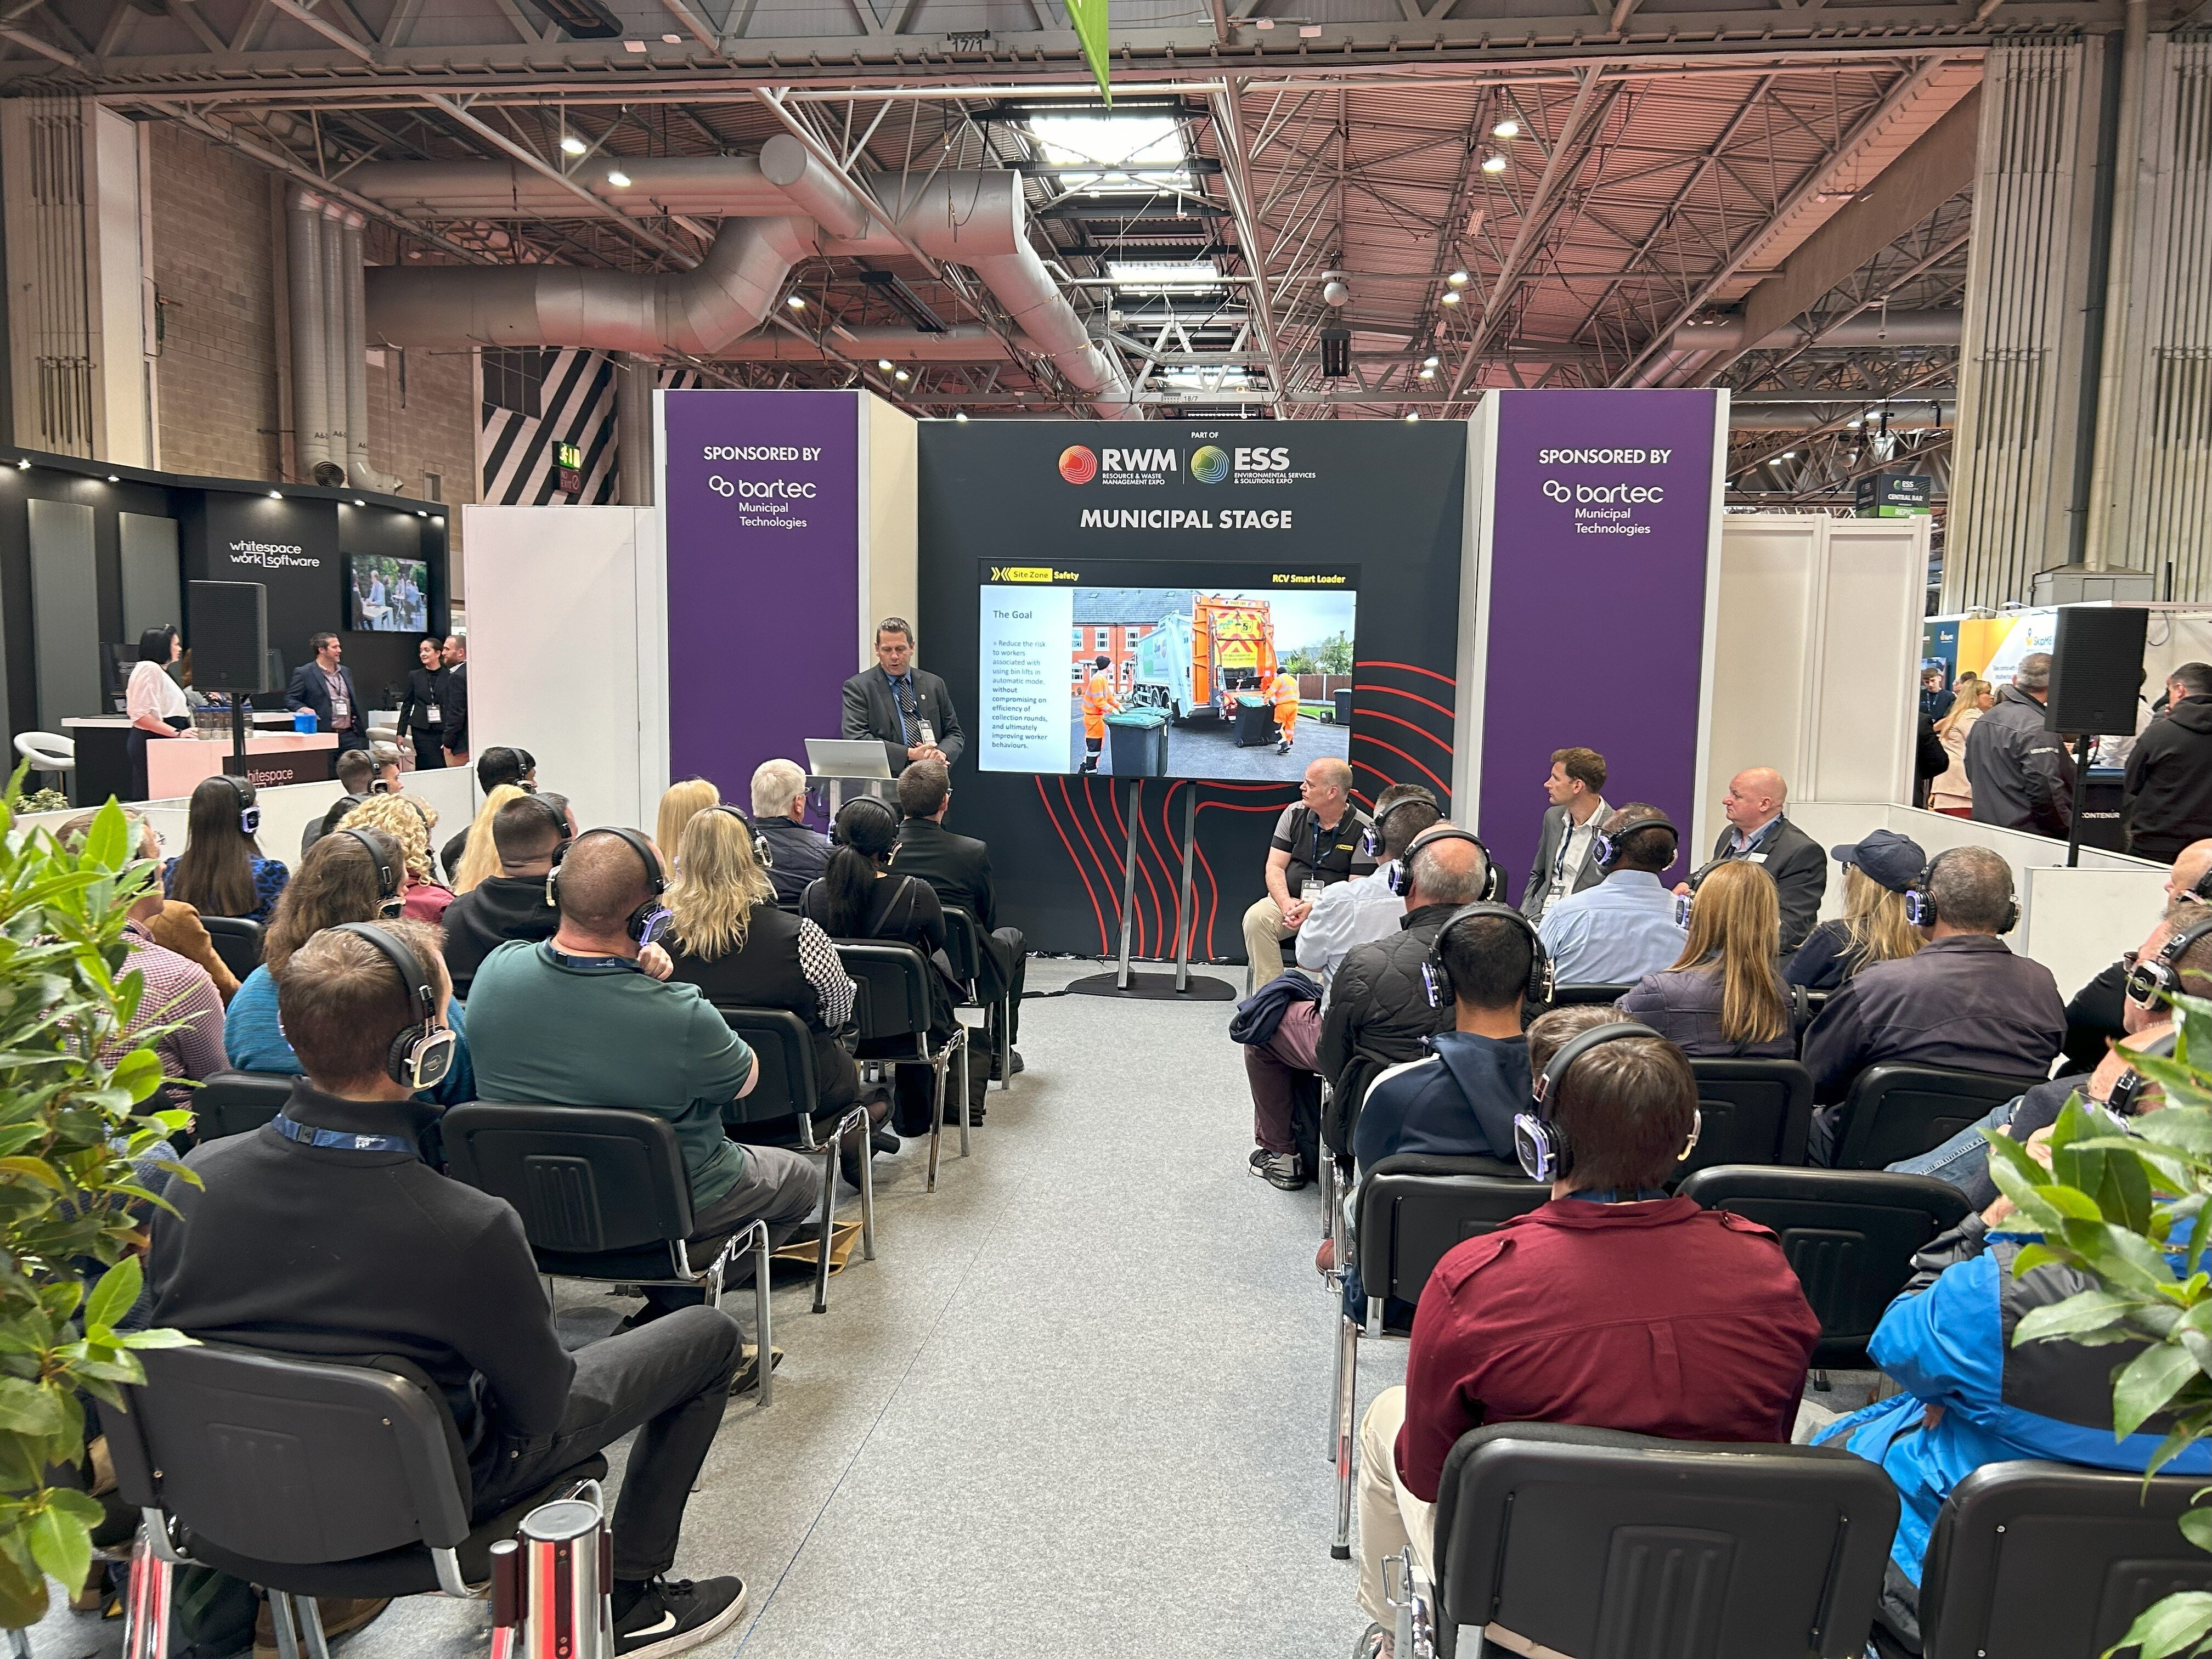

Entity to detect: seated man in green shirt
[466,826,819,1319]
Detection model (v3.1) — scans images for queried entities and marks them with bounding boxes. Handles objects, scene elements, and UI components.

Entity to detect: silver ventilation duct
[356,139,1137,419]
[285,187,403,490]
[286,190,333,476]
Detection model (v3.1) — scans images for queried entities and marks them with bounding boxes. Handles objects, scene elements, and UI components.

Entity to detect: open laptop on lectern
[805,739,895,779]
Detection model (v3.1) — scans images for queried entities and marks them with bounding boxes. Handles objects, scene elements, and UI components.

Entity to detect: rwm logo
[1058,446,1098,484]
[1102,447,1179,473]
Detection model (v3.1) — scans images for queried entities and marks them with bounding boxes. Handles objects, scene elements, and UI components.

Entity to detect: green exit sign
[555,441,582,470]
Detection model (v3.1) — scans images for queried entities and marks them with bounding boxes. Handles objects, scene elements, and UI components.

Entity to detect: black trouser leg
[986,928,1026,1049]
[410,732,445,770]
[470,1306,740,1581]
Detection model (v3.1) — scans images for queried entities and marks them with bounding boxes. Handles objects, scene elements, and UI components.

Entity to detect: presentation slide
[977,559,1358,781]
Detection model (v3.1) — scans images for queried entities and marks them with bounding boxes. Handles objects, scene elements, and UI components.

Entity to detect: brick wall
[363,340,478,592]
[147,123,282,482]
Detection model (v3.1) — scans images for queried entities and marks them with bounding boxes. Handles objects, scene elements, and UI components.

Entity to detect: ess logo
[1058,446,1098,484]
[1190,445,1230,484]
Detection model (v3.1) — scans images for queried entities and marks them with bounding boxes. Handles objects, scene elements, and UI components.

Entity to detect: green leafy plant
[0,762,197,1631]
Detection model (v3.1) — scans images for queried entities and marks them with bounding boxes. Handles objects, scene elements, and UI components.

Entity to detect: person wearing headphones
[1351,1018,1820,1649]
[1536,803,1686,986]
[336,789,454,923]
[1310,826,1493,1189]
[1618,861,1797,1059]
[1295,785,1441,994]
[2058,837,2212,1071]
[467,828,821,1324]
[150,919,758,1658]
[1520,747,1610,922]
[163,774,290,924]
[439,793,572,997]
[1800,845,2065,1159]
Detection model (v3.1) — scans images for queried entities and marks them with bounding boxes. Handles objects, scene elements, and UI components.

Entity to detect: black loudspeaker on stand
[1065,781,1238,1002]
[188,579,269,775]
[2047,605,2149,868]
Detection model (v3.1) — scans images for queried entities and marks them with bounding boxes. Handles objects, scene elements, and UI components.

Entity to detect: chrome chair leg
[996,991,1012,1091]
[1332,1313,1359,1559]
[956,1032,971,1159]
[858,1118,877,1261]
[810,1133,837,1315]
[751,1221,773,1409]
[295,1595,332,1659]
[925,1053,945,1194]
[267,1592,304,1659]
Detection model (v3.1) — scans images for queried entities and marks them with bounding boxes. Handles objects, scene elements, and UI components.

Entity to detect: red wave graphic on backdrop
[1030,663,1458,960]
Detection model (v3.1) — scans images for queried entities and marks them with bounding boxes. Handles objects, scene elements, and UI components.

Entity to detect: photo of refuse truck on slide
[1068,586,1356,782]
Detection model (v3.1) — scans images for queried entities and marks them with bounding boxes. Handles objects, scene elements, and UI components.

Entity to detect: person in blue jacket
[1818,1099,2211,1651]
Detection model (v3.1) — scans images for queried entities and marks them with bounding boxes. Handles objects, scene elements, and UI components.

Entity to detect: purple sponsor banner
[662,389,857,801]
[1479,389,1718,909]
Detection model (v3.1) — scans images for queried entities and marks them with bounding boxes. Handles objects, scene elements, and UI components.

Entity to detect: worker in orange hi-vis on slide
[1270,668,1301,756]
[1080,653,1121,774]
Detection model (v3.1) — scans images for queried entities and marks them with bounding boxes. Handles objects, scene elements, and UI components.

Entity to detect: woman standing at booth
[396,636,448,772]
[125,624,191,800]
[1928,676,1990,816]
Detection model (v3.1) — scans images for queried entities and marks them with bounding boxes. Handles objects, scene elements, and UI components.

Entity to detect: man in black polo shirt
[148,919,752,1657]
[1242,757,1374,982]
[442,792,572,996]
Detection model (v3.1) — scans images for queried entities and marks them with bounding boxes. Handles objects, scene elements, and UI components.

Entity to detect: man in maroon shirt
[1354,1022,1819,1643]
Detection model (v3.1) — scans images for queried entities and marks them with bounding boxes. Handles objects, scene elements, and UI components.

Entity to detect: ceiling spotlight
[560,134,588,156]
[1418,366,1436,380]
[354,497,366,505]
[1423,354,1440,368]
[1490,119,1520,139]
[1254,15,1274,25]
[268,489,281,499]
[893,369,910,381]
[1322,279,1351,307]
[605,169,631,188]
[878,358,895,371]
[1298,22,1321,35]
[660,31,680,41]
[106,474,119,482]
[1446,269,1469,287]
[622,37,646,49]
[1846,419,1863,430]
[417,509,429,517]
[955,412,969,422]
[787,295,807,310]
[1480,151,1509,174]
[1404,412,1419,422]
[1440,290,1461,306]
[14,459,27,469]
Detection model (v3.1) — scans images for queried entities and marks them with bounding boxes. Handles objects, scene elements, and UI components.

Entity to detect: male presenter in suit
[842,616,967,777]
[1677,766,1827,951]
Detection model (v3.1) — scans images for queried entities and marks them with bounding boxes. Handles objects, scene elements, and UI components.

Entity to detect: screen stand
[1065,781,1237,1002]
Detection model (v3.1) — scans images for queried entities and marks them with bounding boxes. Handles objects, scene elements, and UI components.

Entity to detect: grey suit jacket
[1520,802,1607,921]
[841,666,967,775]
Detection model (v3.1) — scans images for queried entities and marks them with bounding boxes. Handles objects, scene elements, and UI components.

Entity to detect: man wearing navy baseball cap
[1785,829,1927,993]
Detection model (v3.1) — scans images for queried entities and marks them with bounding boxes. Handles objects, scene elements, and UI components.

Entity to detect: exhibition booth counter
[60,715,341,802]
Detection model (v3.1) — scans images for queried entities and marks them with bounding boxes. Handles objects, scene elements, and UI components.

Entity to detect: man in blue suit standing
[284,630,369,755]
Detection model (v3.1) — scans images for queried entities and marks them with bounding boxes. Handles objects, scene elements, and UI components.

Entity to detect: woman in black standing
[395,635,447,771]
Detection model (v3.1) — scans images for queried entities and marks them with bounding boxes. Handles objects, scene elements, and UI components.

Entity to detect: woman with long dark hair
[164,775,289,923]
[124,624,190,799]
[1619,860,1795,1057]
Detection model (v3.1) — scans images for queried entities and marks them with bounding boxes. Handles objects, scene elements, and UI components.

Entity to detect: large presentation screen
[977,559,1358,782]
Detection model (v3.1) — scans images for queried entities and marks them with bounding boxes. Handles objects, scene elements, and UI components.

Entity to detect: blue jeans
[1886,1101,2018,1190]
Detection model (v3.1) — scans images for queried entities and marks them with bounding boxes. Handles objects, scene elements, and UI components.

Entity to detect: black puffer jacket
[1318,902,1457,1155]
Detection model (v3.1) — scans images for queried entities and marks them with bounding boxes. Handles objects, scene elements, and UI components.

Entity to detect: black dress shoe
[989,1049,1026,1081]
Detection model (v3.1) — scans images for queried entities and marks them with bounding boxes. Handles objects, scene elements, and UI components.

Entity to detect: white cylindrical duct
[758,135,877,241]
[349,155,792,221]
[285,188,331,476]
[319,201,350,476]
[338,211,403,493]
[1729,400,1955,430]
[1666,309,1963,352]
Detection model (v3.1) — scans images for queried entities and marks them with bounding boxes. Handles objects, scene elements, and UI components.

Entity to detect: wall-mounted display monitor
[976,558,1357,782]
[347,555,430,634]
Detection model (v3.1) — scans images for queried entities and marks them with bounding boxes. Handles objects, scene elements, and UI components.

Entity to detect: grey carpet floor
[27,956,1398,1659]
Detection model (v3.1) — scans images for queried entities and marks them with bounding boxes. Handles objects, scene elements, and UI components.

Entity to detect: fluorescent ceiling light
[1028,113,1189,194]
[1491,119,1520,139]
[1107,259,1223,294]
[605,170,631,187]
[560,135,588,156]
[1480,152,1509,174]
[1159,366,1254,389]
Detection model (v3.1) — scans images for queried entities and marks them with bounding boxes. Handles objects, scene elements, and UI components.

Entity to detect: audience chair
[836,941,969,1192]
[1392,1421,1898,1659]
[1831,1063,2036,1170]
[1549,982,1631,1007]
[1915,1460,2212,1659]
[195,1070,296,1141]
[714,1005,877,1314]
[1675,1166,1970,1369]
[1331,1154,1548,1557]
[440,1104,771,1403]
[940,905,1012,1093]
[200,916,264,981]
[1680,1058,1814,1183]
[96,1342,608,1659]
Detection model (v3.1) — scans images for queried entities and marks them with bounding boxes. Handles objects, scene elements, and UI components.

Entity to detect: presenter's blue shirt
[222,963,477,1107]
[1537,871,1687,988]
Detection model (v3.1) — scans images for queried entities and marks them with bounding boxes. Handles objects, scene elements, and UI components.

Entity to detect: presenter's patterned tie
[887,670,913,745]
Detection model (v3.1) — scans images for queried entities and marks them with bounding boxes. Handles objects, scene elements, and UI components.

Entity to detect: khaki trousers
[1357,1385,1436,1625]
[1243,894,1295,982]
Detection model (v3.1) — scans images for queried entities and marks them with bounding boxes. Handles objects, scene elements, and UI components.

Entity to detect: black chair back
[196,1070,296,1141]
[1676,1166,1970,1368]
[714,1006,821,1126]
[837,941,932,1046]
[1920,1460,2212,1659]
[202,916,265,980]
[939,906,984,993]
[1550,983,1630,1007]
[442,1103,695,1259]
[1835,1063,2032,1170]
[1430,1422,1898,1659]
[1354,1154,1548,1328]
[97,1342,471,1570]
[1681,1058,1814,1182]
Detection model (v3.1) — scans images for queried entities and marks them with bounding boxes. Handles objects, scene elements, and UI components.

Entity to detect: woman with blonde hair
[336,791,454,923]
[666,808,890,1176]
[1928,675,1991,815]
[656,777,720,869]
[1786,831,1927,992]
[1619,860,1795,1057]
[448,783,530,894]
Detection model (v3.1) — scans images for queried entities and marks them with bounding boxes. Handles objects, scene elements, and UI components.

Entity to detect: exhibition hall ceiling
[1,0,2153,503]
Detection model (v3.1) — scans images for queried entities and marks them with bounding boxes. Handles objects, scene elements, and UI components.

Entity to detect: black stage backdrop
[917,419,1465,961]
